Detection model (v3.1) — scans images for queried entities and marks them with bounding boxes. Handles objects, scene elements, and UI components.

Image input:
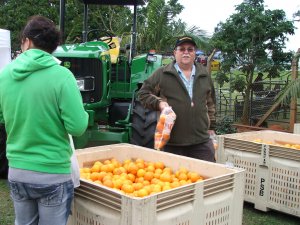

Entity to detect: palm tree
[254,50,300,129]
[136,0,211,53]
[276,50,300,104]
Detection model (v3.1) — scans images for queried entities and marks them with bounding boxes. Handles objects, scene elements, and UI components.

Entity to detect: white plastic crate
[67,143,244,225]
[294,123,300,134]
[217,130,300,217]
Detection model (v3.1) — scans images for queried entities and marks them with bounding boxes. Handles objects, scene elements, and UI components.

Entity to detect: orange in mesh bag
[154,107,176,150]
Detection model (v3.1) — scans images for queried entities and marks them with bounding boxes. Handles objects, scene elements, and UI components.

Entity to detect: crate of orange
[217,130,300,217]
[67,143,244,225]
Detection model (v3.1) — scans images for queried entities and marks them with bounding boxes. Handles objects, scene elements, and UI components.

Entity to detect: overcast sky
[177,0,300,51]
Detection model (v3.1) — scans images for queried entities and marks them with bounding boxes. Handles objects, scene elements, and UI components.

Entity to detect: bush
[215,116,237,135]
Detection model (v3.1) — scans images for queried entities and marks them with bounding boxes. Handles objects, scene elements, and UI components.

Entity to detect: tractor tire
[0,124,8,179]
[130,101,157,149]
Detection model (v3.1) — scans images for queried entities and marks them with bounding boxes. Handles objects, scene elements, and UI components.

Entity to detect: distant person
[138,36,216,162]
[0,15,88,225]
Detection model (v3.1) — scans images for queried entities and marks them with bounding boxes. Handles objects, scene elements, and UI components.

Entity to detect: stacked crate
[217,130,300,217]
[68,143,245,225]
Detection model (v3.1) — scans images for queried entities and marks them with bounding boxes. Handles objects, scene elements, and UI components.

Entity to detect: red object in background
[196,56,207,66]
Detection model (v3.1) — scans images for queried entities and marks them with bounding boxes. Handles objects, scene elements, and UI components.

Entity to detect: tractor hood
[53,41,110,58]
[8,49,58,81]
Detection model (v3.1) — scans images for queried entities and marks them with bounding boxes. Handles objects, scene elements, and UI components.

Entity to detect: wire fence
[215,80,300,129]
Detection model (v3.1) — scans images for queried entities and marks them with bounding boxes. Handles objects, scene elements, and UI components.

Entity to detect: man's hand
[159,101,169,112]
[208,130,216,136]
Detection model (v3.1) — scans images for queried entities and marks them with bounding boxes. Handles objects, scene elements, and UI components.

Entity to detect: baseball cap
[174,36,197,49]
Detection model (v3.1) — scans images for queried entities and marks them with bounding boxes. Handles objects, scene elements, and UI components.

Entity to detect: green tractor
[54,0,161,149]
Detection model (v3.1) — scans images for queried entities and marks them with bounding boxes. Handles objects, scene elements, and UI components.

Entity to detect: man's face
[173,43,196,67]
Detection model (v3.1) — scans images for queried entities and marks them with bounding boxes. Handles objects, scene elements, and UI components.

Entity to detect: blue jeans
[9,180,74,225]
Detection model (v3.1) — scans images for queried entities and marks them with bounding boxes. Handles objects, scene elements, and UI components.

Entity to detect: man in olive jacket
[138,36,216,162]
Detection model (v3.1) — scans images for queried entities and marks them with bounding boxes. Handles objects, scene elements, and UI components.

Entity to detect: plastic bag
[69,135,80,188]
[209,133,218,150]
[154,107,176,150]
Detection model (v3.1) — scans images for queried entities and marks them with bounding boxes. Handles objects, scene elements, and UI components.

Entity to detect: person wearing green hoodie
[0,16,88,225]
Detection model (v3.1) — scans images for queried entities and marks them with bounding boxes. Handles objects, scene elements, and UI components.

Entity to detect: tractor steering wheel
[86,29,114,44]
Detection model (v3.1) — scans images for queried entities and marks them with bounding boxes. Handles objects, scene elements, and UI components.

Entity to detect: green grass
[0,179,299,225]
[242,202,299,225]
[0,179,14,225]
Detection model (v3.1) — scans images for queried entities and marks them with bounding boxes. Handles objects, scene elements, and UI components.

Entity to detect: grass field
[1,179,299,225]
[0,179,14,225]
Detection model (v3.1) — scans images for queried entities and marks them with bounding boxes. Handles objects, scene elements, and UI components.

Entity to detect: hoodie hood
[9,49,58,80]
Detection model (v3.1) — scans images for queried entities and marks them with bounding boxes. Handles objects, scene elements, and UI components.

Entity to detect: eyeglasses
[176,47,195,53]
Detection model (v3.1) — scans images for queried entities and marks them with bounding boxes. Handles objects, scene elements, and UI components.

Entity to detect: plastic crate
[67,143,244,225]
[217,130,300,217]
[294,123,300,134]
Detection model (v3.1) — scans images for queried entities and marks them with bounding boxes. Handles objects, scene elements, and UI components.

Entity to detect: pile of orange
[155,108,176,150]
[155,114,169,150]
[80,158,204,197]
[253,139,300,150]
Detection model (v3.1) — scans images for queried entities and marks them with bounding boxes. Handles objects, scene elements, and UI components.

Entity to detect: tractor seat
[109,37,120,64]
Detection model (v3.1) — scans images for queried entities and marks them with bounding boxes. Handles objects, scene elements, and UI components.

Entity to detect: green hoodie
[0,49,88,174]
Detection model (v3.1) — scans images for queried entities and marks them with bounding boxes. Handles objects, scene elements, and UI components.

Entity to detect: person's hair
[20,15,61,53]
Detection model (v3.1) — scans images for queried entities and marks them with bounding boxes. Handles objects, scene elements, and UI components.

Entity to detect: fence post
[289,48,300,132]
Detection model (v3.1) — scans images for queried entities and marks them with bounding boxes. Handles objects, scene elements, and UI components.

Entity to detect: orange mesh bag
[154,107,176,150]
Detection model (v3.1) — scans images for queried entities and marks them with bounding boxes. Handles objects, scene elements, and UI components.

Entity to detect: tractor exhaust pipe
[83,3,88,42]
[130,4,137,61]
[59,0,65,43]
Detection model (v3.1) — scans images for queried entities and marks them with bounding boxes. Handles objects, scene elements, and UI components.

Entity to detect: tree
[0,0,210,55]
[85,5,132,40]
[294,10,300,20]
[0,0,59,52]
[276,51,300,107]
[135,0,183,53]
[0,0,132,50]
[211,0,295,124]
[60,0,83,43]
[136,0,210,53]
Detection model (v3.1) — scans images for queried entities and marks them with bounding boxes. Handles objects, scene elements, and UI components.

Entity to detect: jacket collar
[163,60,208,78]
